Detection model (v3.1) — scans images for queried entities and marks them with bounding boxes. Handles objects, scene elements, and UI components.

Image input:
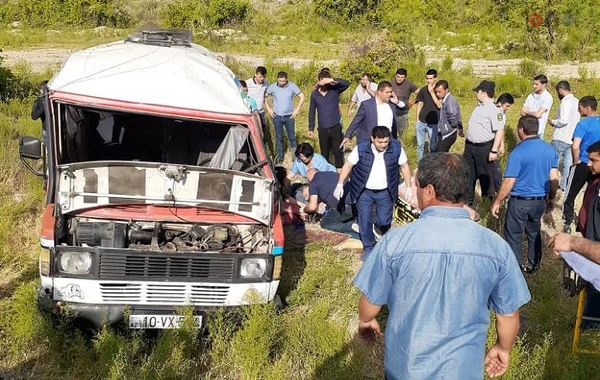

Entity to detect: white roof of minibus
[48,39,251,115]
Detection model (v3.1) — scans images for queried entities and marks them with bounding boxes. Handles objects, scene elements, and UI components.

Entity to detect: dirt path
[2,48,600,78]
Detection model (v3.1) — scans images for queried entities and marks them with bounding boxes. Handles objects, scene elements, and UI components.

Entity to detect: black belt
[510,195,546,201]
[466,140,493,146]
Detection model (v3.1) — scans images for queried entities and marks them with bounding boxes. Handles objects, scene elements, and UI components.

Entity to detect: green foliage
[0,0,131,28]
[518,59,546,79]
[313,0,379,24]
[160,0,249,29]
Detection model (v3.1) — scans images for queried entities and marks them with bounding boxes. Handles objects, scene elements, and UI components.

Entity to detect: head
[425,69,437,86]
[318,69,332,89]
[360,73,372,88]
[239,80,248,94]
[306,168,318,182]
[376,81,393,102]
[295,143,315,164]
[370,126,391,152]
[434,80,449,100]
[277,71,288,86]
[555,80,571,100]
[395,68,408,84]
[578,96,598,117]
[416,153,468,209]
[473,80,495,102]
[533,74,548,94]
[254,66,267,84]
[40,80,48,94]
[587,142,600,175]
[517,115,539,139]
[496,93,514,112]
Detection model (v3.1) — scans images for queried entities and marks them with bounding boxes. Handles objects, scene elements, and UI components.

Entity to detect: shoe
[563,224,572,234]
[373,226,382,240]
[521,263,537,274]
[351,223,360,234]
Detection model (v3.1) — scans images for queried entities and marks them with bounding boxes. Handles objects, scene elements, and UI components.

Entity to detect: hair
[434,80,449,90]
[534,74,548,84]
[496,93,514,105]
[377,81,392,91]
[481,88,495,99]
[277,71,287,79]
[40,80,48,89]
[556,80,570,92]
[517,115,539,135]
[239,80,247,88]
[426,69,437,77]
[361,73,372,80]
[318,70,332,80]
[372,126,391,139]
[587,141,600,155]
[417,153,468,203]
[255,66,267,76]
[295,142,315,158]
[395,68,408,76]
[580,96,598,111]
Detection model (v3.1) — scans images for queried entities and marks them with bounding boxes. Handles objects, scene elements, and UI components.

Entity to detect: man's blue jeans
[551,139,572,191]
[321,205,359,240]
[416,121,438,161]
[356,189,393,258]
[272,114,297,163]
[504,197,546,267]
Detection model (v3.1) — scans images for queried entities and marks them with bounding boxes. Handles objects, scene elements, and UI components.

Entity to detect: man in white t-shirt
[347,73,378,118]
[246,66,269,127]
[548,80,580,191]
[521,74,554,139]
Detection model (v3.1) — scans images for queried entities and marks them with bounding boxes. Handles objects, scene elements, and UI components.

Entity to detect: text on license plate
[128,315,203,329]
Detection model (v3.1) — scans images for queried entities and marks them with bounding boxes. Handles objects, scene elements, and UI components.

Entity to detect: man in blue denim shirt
[354,153,531,380]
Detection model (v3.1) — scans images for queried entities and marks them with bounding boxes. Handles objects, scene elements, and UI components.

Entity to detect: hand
[485,344,510,378]
[307,131,314,139]
[333,183,344,200]
[548,232,575,254]
[291,110,299,119]
[390,92,399,104]
[318,77,335,87]
[491,202,501,219]
[458,130,465,138]
[268,109,275,118]
[358,318,383,345]
[488,152,498,162]
[498,145,505,156]
[347,111,352,119]
[339,137,349,150]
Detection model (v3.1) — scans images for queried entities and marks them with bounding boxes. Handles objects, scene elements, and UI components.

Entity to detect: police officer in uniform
[463,81,505,206]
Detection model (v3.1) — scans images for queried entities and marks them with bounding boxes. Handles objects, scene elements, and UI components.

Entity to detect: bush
[161,0,249,29]
[313,0,379,24]
[0,0,131,27]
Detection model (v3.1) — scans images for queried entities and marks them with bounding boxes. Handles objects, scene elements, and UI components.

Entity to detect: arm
[415,102,423,122]
[31,97,44,120]
[347,101,357,118]
[429,86,442,109]
[491,177,516,218]
[264,94,274,118]
[485,311,520,378]
[365,84,377,98]
[358,294,383,344]
[547,168,559,211]
[400,163,411,189]
[572,137,581,163]
[308,94,316,133]
[551,101,570,128]
[343,103,366,142]
[525,107,548,119]
[291,92,305,119]
[332,77,350,93]
[303,194,320,214]
[549,233,600,263]
[446,98,461,127]
[488,129,505,162]
[337,160,354,185]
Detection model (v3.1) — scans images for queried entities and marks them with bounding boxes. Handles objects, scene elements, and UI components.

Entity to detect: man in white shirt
[521,74,554,139]
[335,126,412,259]
[246,66,269,128]
[549,80,580,191]
[347,73,378,118]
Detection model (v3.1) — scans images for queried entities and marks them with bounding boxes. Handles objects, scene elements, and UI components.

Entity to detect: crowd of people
[244,66,600,378]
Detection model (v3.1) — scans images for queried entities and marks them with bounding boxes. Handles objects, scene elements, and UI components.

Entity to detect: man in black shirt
[31,80,48,146]
[303,168,358,239]
[414,69,441,161]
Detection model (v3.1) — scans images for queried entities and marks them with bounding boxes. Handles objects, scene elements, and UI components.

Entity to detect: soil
[3,47,600,78]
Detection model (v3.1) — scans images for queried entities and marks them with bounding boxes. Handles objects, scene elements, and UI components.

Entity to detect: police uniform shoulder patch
[497,113,504,122]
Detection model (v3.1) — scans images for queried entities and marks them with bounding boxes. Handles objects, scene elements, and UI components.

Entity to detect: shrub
[207,0,250,27]
[313,0,379,24]
[161,0,249,29]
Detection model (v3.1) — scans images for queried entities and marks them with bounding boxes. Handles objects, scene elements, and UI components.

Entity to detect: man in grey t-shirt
[390,68,419,139]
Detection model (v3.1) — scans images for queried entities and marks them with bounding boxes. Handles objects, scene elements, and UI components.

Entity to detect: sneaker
[563,224,572,234]
[351,223,360,234]
[373,226,382,240]
[521,263,537,274]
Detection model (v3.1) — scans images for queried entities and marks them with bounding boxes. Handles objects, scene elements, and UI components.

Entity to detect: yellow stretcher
[565,263,600,354]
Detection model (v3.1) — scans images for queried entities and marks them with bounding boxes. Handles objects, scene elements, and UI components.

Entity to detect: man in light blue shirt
[265,71,305,163]
[354,152,531,380]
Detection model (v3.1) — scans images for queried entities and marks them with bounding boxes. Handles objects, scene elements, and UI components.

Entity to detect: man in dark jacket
[308,70,349,168]
[341,81,399,149]
[31,80,48,145]
[335,126,412,259]
[434,80,463,152]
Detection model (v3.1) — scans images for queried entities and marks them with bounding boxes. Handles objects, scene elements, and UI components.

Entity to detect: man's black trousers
[318,123,344,168]
[563,162,592,225]
[463,140,494,206]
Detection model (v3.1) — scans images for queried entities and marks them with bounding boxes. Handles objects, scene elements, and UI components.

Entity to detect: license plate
[128,315,203,329]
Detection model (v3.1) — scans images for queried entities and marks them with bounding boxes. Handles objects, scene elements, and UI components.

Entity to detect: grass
[2,35,600,380]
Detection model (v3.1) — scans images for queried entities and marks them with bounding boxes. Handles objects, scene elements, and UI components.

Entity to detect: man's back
[355,206,530,380]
